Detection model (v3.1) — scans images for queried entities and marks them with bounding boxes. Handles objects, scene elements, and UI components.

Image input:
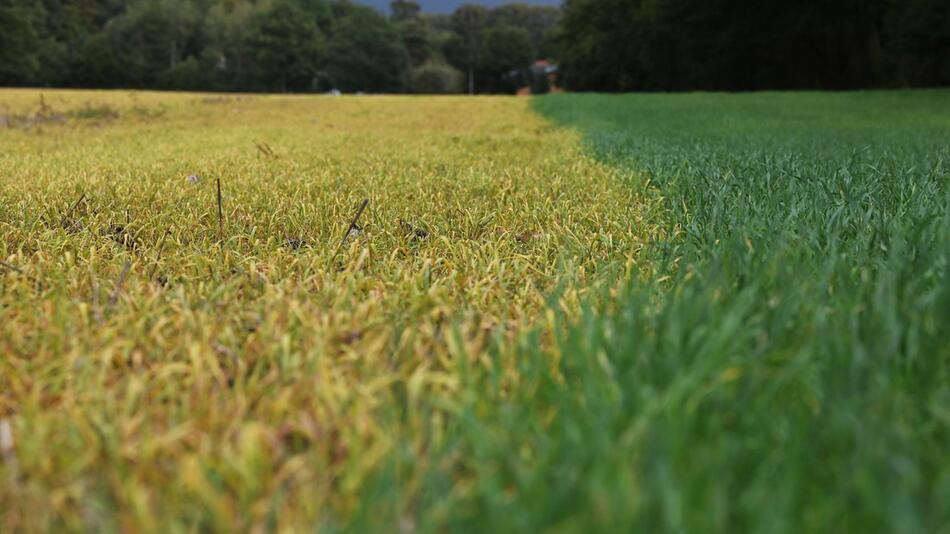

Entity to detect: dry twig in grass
[103,259,132,321]
[330,199,369,265]
[216,177,224,242]
[59,192,86,230]
[149,230,171,282]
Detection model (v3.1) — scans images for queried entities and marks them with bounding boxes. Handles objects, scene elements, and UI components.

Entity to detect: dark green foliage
[244,0,326,92]
[886,0,950,86]
[410,62,463,93]
[0,0,556,94]
[390,0,420,22]
[477,25,534,93]
[555,0,637,91]
[445,4,487,94]
[397,18,432,67]
[325,4,409,92]
[0,0,43,85]
[558,0,950,91]
[102,0,201,88]
[486,3,560,46]
[201,0,258,91]
[441,3,556,94]
[4,0,946,92]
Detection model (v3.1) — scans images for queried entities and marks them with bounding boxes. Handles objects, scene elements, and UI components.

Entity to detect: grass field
[0,90,654,531]
[1,89,949,532]
[533,91,950,532]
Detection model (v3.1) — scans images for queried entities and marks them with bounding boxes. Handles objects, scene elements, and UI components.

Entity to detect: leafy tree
[410,62,463,93]
[325,4,409,92]
[478,25,533,93]
[885,0,950,86]
[390,0,420,22]
[422,12,451,33]
[202,0,258,90]
[31,0,130,86]
[244,0,326,92]
[80,0,202,88]
[487,4,560,49]
[445,4,487,94]
[0,0,43,85]
[391,2,431,67]
[398,18,433,67]
[6,0,947,93]
[556,0,638,91]
[556,0,948,91]
[442,4,558,94]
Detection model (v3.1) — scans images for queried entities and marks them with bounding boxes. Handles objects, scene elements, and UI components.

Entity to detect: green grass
[459,90,950,532]
[0,91,652,532]
[351,90,950,532]
[319,90,950,532]
[2,89,949,532]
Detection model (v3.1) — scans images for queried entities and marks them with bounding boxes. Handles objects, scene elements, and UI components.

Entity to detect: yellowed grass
[0,89,657,531]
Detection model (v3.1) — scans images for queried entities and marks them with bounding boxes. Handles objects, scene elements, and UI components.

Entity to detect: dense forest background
[0,0,560,93]
[1,0,948,93]
[358,0,559,13]
[558,0,950,91]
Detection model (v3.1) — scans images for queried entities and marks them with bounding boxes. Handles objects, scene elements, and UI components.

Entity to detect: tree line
[3,0,947,93]
[557,0,950,91]
[0,0,560,94]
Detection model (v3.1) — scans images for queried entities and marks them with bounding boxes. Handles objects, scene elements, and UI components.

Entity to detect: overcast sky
[358,0,561,14]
